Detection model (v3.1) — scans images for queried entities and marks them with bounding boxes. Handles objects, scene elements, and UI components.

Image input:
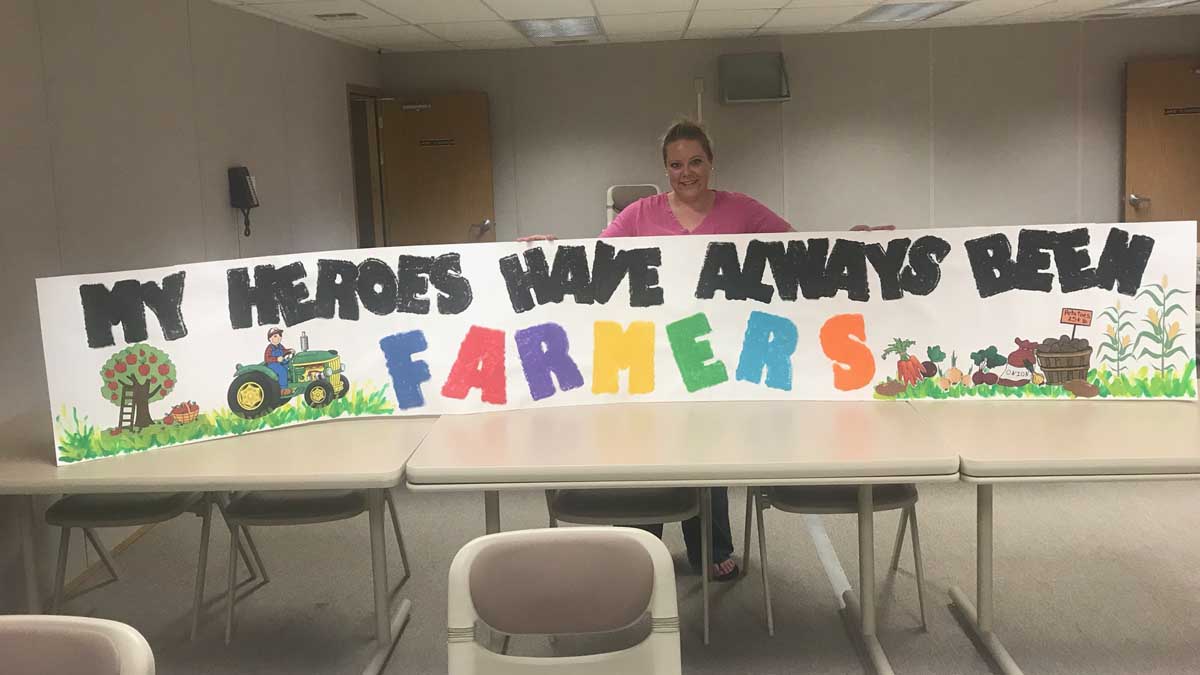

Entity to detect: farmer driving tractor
[264,328,295,395]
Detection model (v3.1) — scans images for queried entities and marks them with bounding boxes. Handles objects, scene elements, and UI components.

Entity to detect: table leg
[20,495,42,614]
[363,488,413,675]
[701,487,711,646]
[948,484,1023,675]
[484,491,500,534]
[841,485,894,675]
[858,485,875,638]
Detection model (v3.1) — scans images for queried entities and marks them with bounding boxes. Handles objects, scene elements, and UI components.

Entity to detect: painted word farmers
[379,310,881,411]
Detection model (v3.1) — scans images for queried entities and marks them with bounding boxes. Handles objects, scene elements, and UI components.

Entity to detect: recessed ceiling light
[851,2,966,22]
[512,17,602,39]
[1105,0,1198,9]
[313,12,370,23]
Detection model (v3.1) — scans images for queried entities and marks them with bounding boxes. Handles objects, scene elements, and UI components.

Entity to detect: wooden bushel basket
[1035,348,1093,385]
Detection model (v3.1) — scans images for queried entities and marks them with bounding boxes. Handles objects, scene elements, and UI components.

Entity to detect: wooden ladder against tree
[117,386,136,431]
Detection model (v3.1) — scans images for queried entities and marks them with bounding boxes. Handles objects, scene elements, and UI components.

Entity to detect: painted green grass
[1091,361,1195,398]
[57,384,395,463]
[875,361,1196,400]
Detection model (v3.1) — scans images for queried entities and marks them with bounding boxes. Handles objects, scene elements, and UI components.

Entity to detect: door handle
[468,219,494,241]
[1128,193,1151,209]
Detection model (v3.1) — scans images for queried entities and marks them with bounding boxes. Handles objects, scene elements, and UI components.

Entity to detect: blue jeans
[267,362,288,389]
[636,487,735,568]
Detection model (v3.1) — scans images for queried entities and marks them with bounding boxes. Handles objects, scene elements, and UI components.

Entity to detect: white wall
[381,16,1200,241]
[0,0,379,612]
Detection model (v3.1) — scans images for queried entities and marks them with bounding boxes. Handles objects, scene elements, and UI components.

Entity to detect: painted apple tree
[98,343,176,430]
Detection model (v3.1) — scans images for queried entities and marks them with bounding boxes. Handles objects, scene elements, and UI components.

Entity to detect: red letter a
[441,326,507,405]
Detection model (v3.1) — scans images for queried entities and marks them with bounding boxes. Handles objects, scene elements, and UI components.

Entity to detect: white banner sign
[37,221,1196,464]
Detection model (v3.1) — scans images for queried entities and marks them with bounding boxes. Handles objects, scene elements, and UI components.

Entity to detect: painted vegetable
[882,338,925,386]
[970,346,1005,385]
[923,345,946,378]
[946,351,964,385]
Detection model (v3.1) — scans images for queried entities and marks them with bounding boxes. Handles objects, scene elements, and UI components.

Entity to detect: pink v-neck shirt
[599,190,793,238]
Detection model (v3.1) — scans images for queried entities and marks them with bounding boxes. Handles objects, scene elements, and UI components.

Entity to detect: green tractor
[226,332,349,419]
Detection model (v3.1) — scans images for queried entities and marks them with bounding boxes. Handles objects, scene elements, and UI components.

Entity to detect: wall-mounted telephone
[228,166,259,237]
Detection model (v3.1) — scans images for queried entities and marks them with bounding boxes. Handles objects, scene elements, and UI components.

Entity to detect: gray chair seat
[224,490,367,526]
[46,492,204,527]
[549,488,699,524]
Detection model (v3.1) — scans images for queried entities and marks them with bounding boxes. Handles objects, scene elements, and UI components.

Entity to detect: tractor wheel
[305,380,334,408]
[228,372,279,419]
[333,375,350,399]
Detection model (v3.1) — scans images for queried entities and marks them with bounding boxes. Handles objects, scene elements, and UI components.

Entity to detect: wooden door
[1124,58,1200,238]
[380,93,496,246]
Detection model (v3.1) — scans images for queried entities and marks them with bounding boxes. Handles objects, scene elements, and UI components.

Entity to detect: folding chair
[448,526,681,674]
[219,489,410,644]
[545,487,716,643]
[743,484,927,636]
[0,614,155,675]
[46,492,265,640]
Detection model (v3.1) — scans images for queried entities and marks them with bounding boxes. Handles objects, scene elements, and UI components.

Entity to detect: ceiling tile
[456,37,536,49]
[529,35,610,46]
[933,0,1052,20]
[787,0,887,6]
[1155,2,1200,13]
[829,19,911,28]
[369,0,499,23]
[485,0,596,19]
[250,0,407,28]
[1007,0,1122,16]
[422,20,523,40]
[766,5,873,26]
[601,11,690,33]
[902,15,985,26]
[606,30,687,41]
[687,8,779,29]
[327,24,448,47]
[595,0,695,13]
[760,22,838,31]
[697,0,790,8]
[684,28,758,37]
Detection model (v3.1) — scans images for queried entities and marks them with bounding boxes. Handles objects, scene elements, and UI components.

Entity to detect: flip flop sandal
[701,559,739,582]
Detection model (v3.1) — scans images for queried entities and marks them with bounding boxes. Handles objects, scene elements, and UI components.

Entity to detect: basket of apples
[165,401,200,425]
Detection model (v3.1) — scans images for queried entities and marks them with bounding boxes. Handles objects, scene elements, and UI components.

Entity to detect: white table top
[0,409,436,495]
[909,400,1200,481]
[405,401,960,489]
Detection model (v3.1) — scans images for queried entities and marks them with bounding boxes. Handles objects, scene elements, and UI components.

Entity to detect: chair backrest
[0,615,155,675]
[448,527,681,675]
[606,184,660,223]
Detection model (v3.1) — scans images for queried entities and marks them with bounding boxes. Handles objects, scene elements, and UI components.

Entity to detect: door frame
[346,84,389,248]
